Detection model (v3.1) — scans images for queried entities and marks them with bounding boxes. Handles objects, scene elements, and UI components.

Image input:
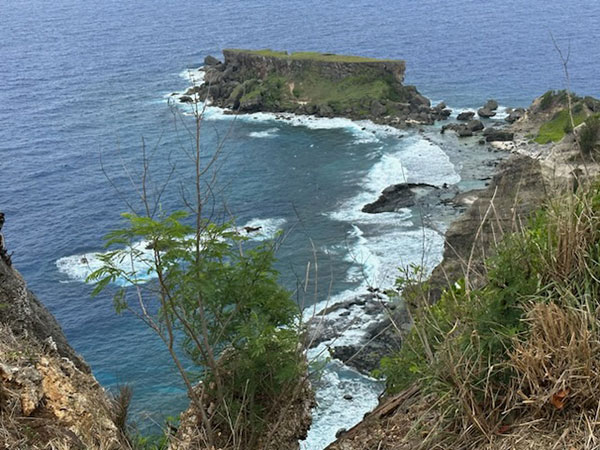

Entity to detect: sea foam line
[56,217,287,284]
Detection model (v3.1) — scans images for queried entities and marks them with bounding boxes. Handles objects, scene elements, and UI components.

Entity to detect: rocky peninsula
[183,49,452,126]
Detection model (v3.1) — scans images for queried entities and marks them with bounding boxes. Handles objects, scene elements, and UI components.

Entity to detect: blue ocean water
[1,1,600,448]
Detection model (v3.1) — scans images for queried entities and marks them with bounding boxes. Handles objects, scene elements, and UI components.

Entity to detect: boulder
[203,55,221,66]
[484,99,499,110]
[457,111,475,121]
[319,104,334,117]
[484,129,514,142]
[478,107,496,118]
[457,128,473,137]
[467,119,484,132]
[179,95,193,103]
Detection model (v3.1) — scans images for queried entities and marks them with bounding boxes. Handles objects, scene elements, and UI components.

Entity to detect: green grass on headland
[225,48,401,63]
[534,109,586,144]
[534,90,600,144]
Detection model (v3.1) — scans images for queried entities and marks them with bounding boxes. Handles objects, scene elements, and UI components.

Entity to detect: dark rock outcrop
[483,128,514,142]
[477,99,499,118]
[441,119,484,137]
[477,107,497,118]
[203,55,221,66]
[361,183,440,213]
[457,111,475,121]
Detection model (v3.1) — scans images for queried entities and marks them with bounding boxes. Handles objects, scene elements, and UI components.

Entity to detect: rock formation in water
[184,49,452,126]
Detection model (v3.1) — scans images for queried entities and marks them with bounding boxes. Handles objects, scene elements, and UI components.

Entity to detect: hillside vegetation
[330,92,600,450]
[532,90,600,146]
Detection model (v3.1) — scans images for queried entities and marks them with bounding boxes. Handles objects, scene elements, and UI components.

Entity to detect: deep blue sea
[2,1,600,448]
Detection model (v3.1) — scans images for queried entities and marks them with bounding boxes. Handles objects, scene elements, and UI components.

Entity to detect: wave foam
[57,218,287,283]
[236,217,286,241]
[300,361,381,450]
[56,240,154,285]
[248,127,279,138]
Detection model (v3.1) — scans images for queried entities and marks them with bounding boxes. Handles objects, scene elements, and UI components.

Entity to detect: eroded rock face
[0,213,126,449]
[0,233,88,373]
[1,327,125,449]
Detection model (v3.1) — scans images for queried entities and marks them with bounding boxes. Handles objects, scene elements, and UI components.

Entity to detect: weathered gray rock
[370,100,387,117]
[505,107,525,123]
[467,119,485,132]
[484,99,499,110]
[203,55,221,66]
[484,129,514,142]
[457,111,475,121]
[478,107,497,118]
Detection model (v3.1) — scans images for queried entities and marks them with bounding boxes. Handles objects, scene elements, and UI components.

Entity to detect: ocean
[1,1,599,448]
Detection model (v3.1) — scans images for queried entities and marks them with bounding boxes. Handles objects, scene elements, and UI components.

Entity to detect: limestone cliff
[0,214,127,449]
[183,49,451,126]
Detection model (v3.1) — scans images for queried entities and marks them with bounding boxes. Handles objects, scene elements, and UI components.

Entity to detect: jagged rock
[203,55,220,66]
[319,103,334,117]
[0,216,126,448]
[441,120,484,137]
[457,111,475,121]
[179,95,193,103]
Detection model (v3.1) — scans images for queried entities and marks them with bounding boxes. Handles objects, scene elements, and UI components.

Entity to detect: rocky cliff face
[181,49,451,126]
[0,214,127,449]
[221,49,406,84]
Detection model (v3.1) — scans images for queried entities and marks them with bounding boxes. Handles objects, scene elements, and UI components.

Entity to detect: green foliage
[225,48,399,63]
[378,182,600,437]
[580,115,600,155]
[535,109,586,144]
[88,209,304,445]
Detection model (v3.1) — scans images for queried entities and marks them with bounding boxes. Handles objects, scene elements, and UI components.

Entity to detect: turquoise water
[1,1,599,447]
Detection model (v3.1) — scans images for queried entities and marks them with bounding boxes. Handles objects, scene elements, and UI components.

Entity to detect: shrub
[579,115,600,155]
